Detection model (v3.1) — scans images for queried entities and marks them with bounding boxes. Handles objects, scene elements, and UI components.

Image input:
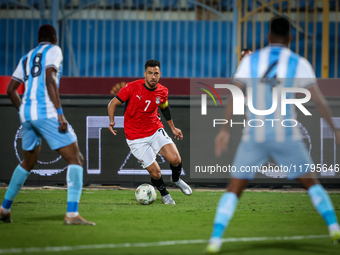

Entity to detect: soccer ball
[135,184,157,205]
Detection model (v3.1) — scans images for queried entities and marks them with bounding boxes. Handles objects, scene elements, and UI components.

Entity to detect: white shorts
[126,128,174,168]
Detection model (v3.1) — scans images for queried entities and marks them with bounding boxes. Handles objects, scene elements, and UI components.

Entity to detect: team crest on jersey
[155,97,160,104]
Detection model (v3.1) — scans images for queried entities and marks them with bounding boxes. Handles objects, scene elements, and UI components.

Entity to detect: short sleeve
[294,58,317,88]
[232,54,251,87]
[116,83,132,102]
[158,87,169,108]
[161,88,168,104]
[12,57,25,83]
[45,46,63,71]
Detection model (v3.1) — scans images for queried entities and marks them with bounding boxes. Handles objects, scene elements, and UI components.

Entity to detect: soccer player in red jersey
[108,60,192,204]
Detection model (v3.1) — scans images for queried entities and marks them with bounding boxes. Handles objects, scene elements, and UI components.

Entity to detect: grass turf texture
[0,189,339,255]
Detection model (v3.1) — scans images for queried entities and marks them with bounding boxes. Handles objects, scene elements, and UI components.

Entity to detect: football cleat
[170,177,192,196]
[161,194,176,204]
[0,208,12,223]
[206,238,222,254]
[330,230,340,245]
[63,215,96,226]
[206,243,221,254]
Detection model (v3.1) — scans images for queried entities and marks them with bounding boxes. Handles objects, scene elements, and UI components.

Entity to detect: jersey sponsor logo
[136,95,142,100]
[155,97,160,104]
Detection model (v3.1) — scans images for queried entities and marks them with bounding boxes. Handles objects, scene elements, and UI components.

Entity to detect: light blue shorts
[231,140,314,180]
[21,118,77,151]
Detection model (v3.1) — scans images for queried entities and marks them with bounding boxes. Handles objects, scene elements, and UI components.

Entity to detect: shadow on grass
[220,241,332,255]
[103,203,135,206]
[24,214,64,222]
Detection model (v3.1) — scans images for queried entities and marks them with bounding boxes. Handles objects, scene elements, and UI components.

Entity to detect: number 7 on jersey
[144,100,151,111]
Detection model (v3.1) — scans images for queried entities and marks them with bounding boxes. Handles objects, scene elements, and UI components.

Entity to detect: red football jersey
[116,79,168,140]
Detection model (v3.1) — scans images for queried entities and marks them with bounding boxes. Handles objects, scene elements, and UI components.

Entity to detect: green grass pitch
[0,188,339,255]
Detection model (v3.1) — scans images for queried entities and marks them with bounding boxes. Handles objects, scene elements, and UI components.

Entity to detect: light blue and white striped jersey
[12,42,63,123]
[233,44,317,143]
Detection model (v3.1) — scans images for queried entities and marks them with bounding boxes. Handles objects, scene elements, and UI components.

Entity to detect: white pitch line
[0,235,329,254]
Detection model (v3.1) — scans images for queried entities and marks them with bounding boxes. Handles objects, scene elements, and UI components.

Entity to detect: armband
[159,100,168,108]
[160,106,172,121]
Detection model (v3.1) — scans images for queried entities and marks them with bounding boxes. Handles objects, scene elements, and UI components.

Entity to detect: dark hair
[241,48,251,52]
[270,16,290,38]
[38,24,57,43]
[145,60,160,70]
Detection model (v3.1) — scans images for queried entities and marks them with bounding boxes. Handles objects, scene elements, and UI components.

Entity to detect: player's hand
[215,129,230,157]
[108,121,117,135]
[172,127,183,140]
[58,114,68,132]
[335,130,340,145]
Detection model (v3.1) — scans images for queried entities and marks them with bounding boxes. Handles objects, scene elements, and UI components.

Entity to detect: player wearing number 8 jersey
[0,25,94,225]
[108,60,192,204]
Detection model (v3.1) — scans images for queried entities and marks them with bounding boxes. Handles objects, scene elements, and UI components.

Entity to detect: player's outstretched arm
[107,97,122,135]
[309,86,340,144]
[7,79,22,111]
[45,67,67,132]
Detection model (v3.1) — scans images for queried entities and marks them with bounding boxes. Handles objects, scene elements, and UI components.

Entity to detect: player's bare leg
[159,143,181,166]
[298,172,340,244]
[1,145,41,223]
[147,161,175,204]
[146,160,162,180]
[159,143,192,195]
[57,142,83,165]
[207,178,248,254]
[57,142,95,225]
[227,178,248,197]
[21,145,42,171]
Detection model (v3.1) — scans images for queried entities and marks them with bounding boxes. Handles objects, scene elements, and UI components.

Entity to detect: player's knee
[67,152,83,166]
[171,154,181,166]
[20,161,36,171]
[150,171,161,180]
[155,172,162,179]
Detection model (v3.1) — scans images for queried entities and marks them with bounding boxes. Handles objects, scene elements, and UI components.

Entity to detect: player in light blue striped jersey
[0,24,95,226]
[207,17,340,253]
